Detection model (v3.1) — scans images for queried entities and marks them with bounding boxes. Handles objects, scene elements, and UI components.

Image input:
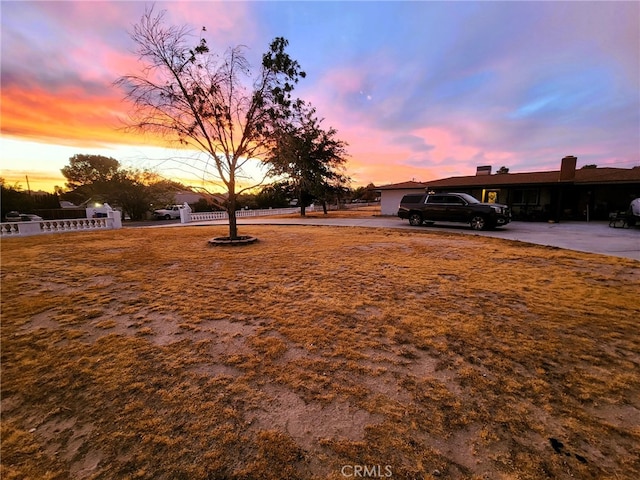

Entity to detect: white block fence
[1,206,122,237]
[1,202,319,237]
[180,204,313,223]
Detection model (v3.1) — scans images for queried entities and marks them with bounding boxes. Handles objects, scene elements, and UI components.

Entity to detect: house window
[512,189,539,205]
[482,189,500,203]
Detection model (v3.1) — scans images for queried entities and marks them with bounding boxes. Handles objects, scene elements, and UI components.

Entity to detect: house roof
[427,170,561,188]
[428,167,640,189]
[379,166,640,191]
[574,167,640,184]
[376,180,429,191]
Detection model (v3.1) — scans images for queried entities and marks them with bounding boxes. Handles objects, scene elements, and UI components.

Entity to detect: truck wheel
[470,215,486,230]
[164,214,171,220]
[409,213,423,226]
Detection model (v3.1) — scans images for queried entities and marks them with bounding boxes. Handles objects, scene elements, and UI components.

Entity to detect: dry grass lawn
[1,222,639,479]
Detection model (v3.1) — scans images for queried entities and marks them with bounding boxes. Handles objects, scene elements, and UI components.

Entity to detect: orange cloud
[1,169,66,192]
[0,84,162,149]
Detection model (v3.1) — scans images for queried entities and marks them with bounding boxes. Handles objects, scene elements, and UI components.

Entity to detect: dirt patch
[249,384,383,451]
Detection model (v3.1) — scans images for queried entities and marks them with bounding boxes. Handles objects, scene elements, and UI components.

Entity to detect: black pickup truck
[398,192,511,230]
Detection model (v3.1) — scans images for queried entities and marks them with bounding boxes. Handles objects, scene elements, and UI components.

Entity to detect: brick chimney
[476,165,492,176]
[559,155,577,181]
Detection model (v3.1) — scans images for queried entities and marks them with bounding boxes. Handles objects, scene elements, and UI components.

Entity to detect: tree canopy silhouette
[116,7,305,239]
[267,102,349,216]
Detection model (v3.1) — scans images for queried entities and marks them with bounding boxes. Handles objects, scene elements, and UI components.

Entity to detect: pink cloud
[163,2,260,53]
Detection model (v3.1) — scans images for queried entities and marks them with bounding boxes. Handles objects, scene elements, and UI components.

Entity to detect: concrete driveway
[183,215,640,261]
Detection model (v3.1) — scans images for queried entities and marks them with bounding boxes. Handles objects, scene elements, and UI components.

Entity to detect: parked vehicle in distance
[3,211,44,222]
[4,211,21,222]
[152,205,185,220]
[22,214,44,221]
[629,198,640,226]
[398,192,511,230]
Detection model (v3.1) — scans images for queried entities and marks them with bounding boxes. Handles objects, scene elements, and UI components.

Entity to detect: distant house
[377,156,640,221]
[376,181,431,216]
[175,191,207,205]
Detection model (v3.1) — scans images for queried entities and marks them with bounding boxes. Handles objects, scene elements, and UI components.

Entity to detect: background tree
[109,170,180,221]
[61,154,120,191]
[60,154,121,205]
[254,182,291,209]
[116,8,305,239]
[191,197,215,212]
[1,179,34,219]
[1,179,60,219]
[60,154,184,220]
[351,183,379,203]
[267,102,349,216]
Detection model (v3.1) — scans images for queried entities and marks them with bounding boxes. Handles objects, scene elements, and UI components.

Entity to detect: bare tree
[115,7,305,239]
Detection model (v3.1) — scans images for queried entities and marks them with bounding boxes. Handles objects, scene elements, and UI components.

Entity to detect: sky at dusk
[1,1,639,193]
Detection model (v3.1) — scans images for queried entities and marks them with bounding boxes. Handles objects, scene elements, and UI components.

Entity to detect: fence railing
[1,211,122,237]
[183,206,313,223]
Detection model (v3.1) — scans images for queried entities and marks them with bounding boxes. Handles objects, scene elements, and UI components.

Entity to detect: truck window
[444,196,464,205]
[426,195,445,204]
[401,195,423,204]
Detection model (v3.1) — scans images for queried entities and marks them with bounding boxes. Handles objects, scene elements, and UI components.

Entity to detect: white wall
[380,189,424,215]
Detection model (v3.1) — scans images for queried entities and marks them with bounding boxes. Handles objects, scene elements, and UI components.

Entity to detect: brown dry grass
[1,224,638,479]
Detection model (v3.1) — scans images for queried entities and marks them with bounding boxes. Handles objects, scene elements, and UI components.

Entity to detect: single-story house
[175,191,208,205]
[377,156,640,221]
[376,181,431,217]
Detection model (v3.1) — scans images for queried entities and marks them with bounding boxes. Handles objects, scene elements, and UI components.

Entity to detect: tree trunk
[322,201,328,214]
[300,204,306,217]
[227,190,239,239]
[228,209,238,239]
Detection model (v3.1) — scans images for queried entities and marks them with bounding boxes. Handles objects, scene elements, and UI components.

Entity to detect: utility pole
[26,175,31,195]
